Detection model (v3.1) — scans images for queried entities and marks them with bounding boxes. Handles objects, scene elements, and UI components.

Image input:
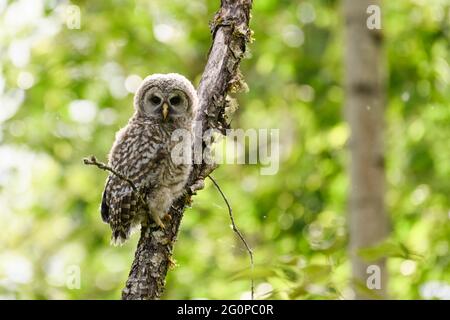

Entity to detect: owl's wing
[101,123,164,244]
[100,178,110,223]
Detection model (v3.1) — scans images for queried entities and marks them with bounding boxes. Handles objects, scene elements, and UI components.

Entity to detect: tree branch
[120,0,253,300]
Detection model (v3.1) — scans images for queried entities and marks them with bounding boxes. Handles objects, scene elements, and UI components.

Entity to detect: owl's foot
[151,212,166,229]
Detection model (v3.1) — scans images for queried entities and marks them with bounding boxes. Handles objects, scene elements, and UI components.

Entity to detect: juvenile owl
[101,73,198,245]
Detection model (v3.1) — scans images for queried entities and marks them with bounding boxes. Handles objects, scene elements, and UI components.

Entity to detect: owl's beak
[162,103,169,120]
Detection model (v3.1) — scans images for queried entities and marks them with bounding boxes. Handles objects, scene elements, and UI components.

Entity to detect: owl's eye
[150,96,161,105]
[169,96,181,106]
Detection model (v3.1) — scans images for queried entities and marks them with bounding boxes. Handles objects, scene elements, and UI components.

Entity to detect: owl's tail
[111,228,128,246]
[110,207,130,246]
[109,192,140,246]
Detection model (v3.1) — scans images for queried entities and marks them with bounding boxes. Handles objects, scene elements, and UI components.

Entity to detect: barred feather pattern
[101,74,197,245]
[102,116,193,245]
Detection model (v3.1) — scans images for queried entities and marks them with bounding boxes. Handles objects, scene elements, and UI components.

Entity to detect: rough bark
[121,0,253,300]
[342,0,389,299]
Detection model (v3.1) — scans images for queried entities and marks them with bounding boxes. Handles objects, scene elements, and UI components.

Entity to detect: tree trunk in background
[342,0,389,299]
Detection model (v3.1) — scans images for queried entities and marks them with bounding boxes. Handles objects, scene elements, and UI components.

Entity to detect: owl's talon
[158,220,166,230]
[163,213,172,221]
[151,213,166,229]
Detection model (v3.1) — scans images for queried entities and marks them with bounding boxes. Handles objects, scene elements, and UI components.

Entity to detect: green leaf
[230,265,277,281]
[301,265,332,281]
[358,239,423,261]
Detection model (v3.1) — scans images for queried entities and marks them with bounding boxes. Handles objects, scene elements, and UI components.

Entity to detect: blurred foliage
[0,0,449,300]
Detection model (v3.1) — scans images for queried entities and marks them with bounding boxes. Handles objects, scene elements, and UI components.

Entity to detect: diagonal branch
[118,0,253,300]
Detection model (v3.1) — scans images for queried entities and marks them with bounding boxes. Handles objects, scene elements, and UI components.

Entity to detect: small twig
[83,156,138,192]
[208,175,254,300]
[83,155,148,209]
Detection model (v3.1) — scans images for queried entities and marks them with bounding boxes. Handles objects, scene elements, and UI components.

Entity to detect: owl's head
[134,73,198,122]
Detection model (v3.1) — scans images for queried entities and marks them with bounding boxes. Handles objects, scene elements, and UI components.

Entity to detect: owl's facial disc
[140,86,191,122]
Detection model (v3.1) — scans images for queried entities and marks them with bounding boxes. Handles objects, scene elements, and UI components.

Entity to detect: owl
[101,73,198,245]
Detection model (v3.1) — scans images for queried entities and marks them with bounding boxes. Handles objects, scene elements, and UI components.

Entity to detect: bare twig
[208,175,254,300]
[83,156,148,209]
[83,156,138,192]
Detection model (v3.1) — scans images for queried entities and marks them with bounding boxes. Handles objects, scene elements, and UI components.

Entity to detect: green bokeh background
[0,0,449,299]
